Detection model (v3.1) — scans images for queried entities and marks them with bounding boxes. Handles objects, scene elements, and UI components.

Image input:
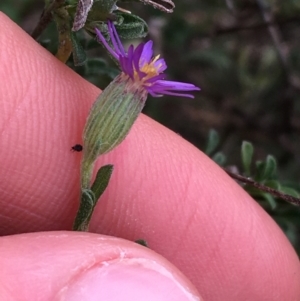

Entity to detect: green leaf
[85,12,148,40]
[71,32,87,66]
[244,187,277,210]
[255,155,277,182]
[92,0,118,14]
[86,0,118,22]
[241,141,253,176]
[280,186,300,198]
[73,165,113,231]
[212,152,226,166]
[114,12,148,39]
[205,129,219,155]
[73,189,95,231]
[263,179,281,190]
[91,164,114,201]
[264,155,277,179]
[255,155,277,181]
[135,239,148,247]
[260,192,277,210]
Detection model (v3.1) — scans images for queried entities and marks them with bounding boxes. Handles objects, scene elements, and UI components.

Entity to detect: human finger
[0,13,299,301]
[0,231,201,301]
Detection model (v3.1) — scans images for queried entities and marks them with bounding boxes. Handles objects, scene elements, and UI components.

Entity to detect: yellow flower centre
[133,55,162,85]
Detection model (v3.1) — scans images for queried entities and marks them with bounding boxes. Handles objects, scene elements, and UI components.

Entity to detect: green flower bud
[81,73,147,188]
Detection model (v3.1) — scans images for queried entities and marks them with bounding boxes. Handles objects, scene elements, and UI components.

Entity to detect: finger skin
[0,13,300,300]
[0,232,201,301]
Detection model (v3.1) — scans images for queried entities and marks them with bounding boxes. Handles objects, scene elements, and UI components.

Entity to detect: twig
[31,0,66,39]
[256,0,288,71]
[213,16,300,35]
[224,168,300,206]
[225,0,236,15]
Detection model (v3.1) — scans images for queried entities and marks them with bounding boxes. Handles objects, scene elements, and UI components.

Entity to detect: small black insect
[71,144,83,152]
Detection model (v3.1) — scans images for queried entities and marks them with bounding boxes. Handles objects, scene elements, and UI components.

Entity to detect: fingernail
[62,258,201,301]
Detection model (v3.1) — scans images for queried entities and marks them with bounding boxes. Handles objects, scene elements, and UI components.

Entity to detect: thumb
[0,231,202,301]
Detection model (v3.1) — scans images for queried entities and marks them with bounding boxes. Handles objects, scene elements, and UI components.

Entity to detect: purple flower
[95,21,200,98]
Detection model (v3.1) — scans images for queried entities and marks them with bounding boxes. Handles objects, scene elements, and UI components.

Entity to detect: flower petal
[148,85,196,98]
[133,43,146,79]
[139,40,153,67]
[119,56,132,78]
[153,58,167,73]
[154,80,201,91]
[125,45,135,78]
[95,28,119,60]
[148,90,164,97]
[144,74,165,84]
[108,21,125,56]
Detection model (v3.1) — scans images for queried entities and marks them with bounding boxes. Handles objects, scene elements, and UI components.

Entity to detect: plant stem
[224,168,300,206]
[31,0,66,39]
